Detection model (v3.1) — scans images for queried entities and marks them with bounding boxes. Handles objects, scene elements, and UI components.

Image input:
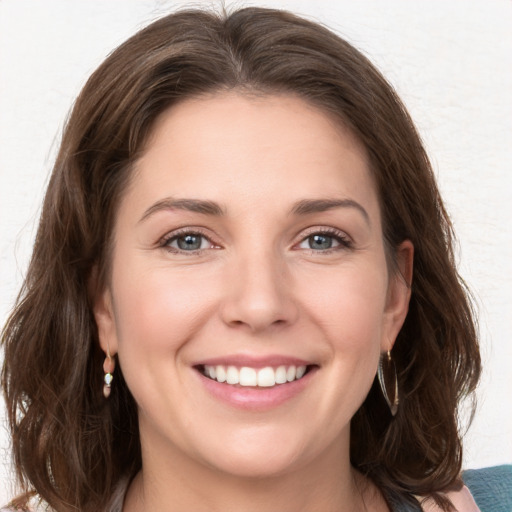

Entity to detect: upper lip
[193,355,314,369]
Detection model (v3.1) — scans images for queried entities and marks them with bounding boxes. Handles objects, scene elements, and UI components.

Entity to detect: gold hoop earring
[377,350,399,416]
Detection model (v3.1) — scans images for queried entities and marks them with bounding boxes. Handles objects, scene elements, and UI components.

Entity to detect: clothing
[3,466,503,512]
[385,485,480,512]
[106,475,129,512]
[107,476,482,512]
[462,465,512,512]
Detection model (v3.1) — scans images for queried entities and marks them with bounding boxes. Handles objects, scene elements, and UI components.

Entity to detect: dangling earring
[103,350,115,398]
[377,350,399,416]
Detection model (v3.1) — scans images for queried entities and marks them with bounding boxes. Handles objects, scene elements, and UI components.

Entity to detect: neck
[123,433,386,512]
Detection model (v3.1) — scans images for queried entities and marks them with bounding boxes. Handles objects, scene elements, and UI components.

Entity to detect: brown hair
[1,7,480,511]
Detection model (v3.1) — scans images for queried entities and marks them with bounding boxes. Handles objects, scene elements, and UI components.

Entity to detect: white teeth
[215,365,226,383]
[296,365,307,379]
[257,367,275,387]
[226,366,239,385]
[202,364,309,387]
[239,367,257,386]
[275,365,287,384]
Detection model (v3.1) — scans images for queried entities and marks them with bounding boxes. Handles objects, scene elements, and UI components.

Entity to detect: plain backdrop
[1,0,511,504]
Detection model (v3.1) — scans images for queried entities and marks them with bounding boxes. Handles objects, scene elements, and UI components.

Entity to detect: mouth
[196,364,315,388]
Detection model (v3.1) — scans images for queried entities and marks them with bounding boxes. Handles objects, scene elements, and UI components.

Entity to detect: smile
[201,365,308,387]
[194,358,318,410]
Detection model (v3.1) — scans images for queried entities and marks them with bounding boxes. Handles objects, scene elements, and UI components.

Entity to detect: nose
[219,250,299,333]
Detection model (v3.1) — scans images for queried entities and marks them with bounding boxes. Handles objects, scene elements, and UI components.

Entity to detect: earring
[377,350,399,416]
[103,352,115,398]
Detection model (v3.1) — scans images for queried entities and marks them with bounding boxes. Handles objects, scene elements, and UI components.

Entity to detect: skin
[94,92,413,512]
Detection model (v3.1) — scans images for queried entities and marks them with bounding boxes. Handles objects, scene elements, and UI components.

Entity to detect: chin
[195,427,316,479]
[207,451,304,480]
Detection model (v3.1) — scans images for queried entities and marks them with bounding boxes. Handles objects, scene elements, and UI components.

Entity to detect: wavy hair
[1,7,480,511]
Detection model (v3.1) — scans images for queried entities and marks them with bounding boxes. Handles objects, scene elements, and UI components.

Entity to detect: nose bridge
[220,244,297,332]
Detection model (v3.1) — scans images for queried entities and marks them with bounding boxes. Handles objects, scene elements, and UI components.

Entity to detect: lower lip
[196,368,316,411]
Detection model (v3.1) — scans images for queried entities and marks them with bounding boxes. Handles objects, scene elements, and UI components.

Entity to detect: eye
[303,234,338,250]
[160,230,216,253]
[173,234,207,251]
[297,229,351,252]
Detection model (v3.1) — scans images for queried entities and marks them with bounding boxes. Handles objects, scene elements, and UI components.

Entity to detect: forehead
[125,92,379,222]
[143,91,368,167]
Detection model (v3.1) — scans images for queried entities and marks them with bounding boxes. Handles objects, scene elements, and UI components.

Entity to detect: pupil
[178,235,201,250]
[310,234,332,250]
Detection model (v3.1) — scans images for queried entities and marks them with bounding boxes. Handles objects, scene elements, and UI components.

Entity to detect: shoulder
[415,464,512,512]
[0,506,35,512]
[419,486,481,511]
[462,465,512,512]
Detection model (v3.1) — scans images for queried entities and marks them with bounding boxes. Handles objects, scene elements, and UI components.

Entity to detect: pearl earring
[103,352,115,398]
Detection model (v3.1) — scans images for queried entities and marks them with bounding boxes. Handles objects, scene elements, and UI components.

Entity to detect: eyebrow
[138,198,225,223]
[139,196,370,226]
[290,198,370,226]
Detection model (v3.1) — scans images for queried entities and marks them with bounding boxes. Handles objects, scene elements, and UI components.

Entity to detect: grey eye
[308,234,335,250]
[172,234,206,251]
[177,234,202,250]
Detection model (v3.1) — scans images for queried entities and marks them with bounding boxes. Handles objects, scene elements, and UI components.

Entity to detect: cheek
[108,262,223,419]
[294,263,388,431]
[110,263,218,368]
[298,262,389,348]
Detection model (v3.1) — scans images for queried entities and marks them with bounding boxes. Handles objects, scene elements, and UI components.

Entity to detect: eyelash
[159,228,217,255]
[158,227,352,255]
[296,227,353,254]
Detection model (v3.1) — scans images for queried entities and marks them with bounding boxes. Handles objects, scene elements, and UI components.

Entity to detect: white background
[1,0,511,504]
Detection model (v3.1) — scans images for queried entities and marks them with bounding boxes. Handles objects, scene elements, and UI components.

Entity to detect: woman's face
[95,92,412,479]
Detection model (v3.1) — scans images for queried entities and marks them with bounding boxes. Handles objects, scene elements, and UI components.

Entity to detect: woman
[1,7,481,512]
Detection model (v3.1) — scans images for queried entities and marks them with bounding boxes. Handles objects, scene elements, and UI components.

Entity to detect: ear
[92,281,119,357]
[381,240,414,352]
